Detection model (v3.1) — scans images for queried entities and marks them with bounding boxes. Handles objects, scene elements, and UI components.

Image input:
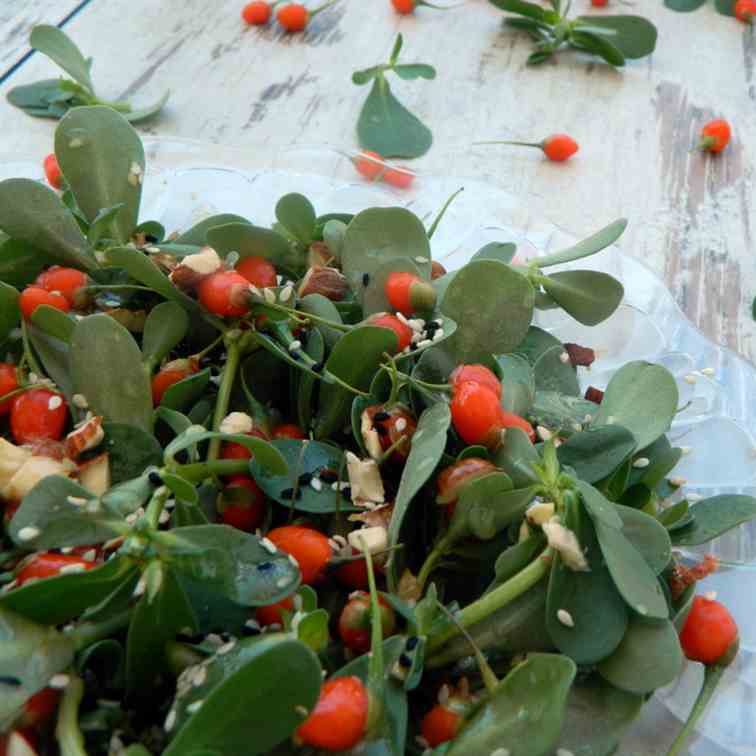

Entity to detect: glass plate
[3,140,755,755]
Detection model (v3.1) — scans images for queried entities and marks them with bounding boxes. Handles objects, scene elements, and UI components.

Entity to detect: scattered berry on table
[267,525,332,584]
[383,166,416,189]
[735,0,756,22]
[296,676,369,751]
[354,150,385,181]
[392,0,417,13]
[699,119,731,153]
[542,133,580,162]
[277,3,310,31]
[242,0,272,24]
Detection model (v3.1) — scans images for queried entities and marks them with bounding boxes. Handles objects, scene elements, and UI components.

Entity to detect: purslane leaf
[30,25,94,92]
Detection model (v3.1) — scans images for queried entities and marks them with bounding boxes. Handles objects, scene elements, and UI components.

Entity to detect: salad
[0,106,754,756]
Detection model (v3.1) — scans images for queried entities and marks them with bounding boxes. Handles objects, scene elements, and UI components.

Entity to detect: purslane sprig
[6,25,169,123]
[489,0,658,67]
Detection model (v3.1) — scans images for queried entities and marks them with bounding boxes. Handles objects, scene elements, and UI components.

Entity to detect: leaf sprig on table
[6,25,169,123]
[489,0,658,67]
[353,34,436,159]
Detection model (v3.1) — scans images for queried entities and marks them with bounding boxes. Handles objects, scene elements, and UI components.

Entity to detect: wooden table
[2,1,753,754]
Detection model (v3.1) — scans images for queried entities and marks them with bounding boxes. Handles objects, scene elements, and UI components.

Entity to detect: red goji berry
[591,0,609,6]
[198,271,250,317]
[296,677,369,751]
[151,359,198,406]
[383,166,415,189]
[384,271,436,315]
[43,154,62,190]
[679,595,739,666]
[272,423,307,440]
[10,388,67,444]
[392,0,416,12]
[366,313,413,352]
[35,266,88,306]
[436,457,500,506]
[242,0,272,24]
[699,119,731,153]
[256,595,295,626]
[277,3,309,31]
[334,547,369,590]
[0,363,19,415]
[19,688,60,728]
[354,151,385,181]
[449,364,502,398]
[338,591,396,653]
[450,382,504,448]
[735,0,756,22]
[542,133,580,162]
[267,525,331,584]
[236,256,277,288]
[220,475,267,532]
[18,287,70,321]
[16,552,96,587]
[498,408,536,442]
[421,703,463,747]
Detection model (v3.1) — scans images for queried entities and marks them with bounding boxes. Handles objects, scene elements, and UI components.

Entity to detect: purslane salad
[0,106,754,756]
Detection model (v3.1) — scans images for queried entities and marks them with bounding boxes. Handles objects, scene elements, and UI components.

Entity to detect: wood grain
[0,0,753,371]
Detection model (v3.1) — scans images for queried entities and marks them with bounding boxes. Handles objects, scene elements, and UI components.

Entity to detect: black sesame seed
[175,450,189,464]
[258,561,274,571]
[298,472,313,486]
[375,424,388,437]
[145,234,159,243]
[410,343,419,351]
[319,469,338,483]
[220,632,232,642]
[176,633,204,644]
[0,676,21,687]
[398,653,412,668]
[311,362,324,373]
[373,411,390,422]
[405,636,419,651]
[341,486,352,499]
[281,488,295,500]
[425,321,440,333]
[148,472,163,487]
[242,624,261,637]
[362,273,370,286]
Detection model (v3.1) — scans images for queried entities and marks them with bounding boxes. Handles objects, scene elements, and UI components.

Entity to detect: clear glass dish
[3,140,755,755]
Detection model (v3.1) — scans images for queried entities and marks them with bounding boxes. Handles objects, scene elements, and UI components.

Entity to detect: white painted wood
[0,1,85,79]
[0,5,754,752]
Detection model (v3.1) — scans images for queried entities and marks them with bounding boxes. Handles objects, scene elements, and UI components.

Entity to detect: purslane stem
[175,459,249,483]
[207,336,242,461]
[67,609,131,653]
[55,674,88,756]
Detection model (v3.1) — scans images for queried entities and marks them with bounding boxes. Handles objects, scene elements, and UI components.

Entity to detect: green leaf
[593,519,668,619]
[455,477,535,541]
[529,391,598,431]
[392,63,437,80]
[472,241,517,264]
[331,637,408,756]
[164,636,321,756]
[100,423,162,483]
[9,476,124,550]
[160,368,211,412]
[122,90,170,123]
[387,402,451,590]
[30,303,74,342]
[126,563,197,692]
[314,326,398,439]
[569,30,626,67]
[489,533,546,590]
[297,328,325,429]
[6,79,69,111]
[87,203,125,247]
[341,207,431,303]
[441,260,535,361]
[546,498,628,664]
[275,193,316,245]
[356,76,433,159]
[575,480,622,529]
[206,223,302,272]
[141,301,190,368]
[534,219,627,268]
[515,326,579,396]
[492,426,540,488]
[299,293,344,350]
[616,504,671,574]
[489,0,548,20]
[0,238,50,288]
[105,246,198,311]
[162,473,199,504]
[541,271,624,326]
[175,214,250,245]
[593,361,678,450]
[55,106,145,243]
[0,179,95,271]
[715,0,736,14]
[0,556,137,625]
[250,439,355,513]
[352,65,386,85]
[0,282,19,344]
[574,16,658,59]
[27,326,73,396]
[446,654,576,756]
[597,616,682,694]
[30,25,94,92]
[496,354,536,416]
[165,525,300,606]
[559,427,636,484]
[556,675,643,756]
[671,494,756,546]
[664,0,707,10]
[71,314,153,430]
[296,608,330,652]
[0,606,74,730]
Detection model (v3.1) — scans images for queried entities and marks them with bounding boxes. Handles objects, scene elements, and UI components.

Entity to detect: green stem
[427,187,464,240]
[145,485,170,529]
[175,459,250,483]
[263,302,351,333]
[207,336,242,461]
[55,675,88,756]
[428,548,552,652]
[66,609,131,653]
[94,97,132,113]
[81,284,155,293]
[311,0,341,17]
[666,665,726,756]
[360,540,384,721]
[194,333,225,361]
[473,140,543,149]
[416,535,454,595]
[20,321,45,378]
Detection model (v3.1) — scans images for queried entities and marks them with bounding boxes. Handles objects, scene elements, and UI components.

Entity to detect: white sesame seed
[288,340,302,352]
[556,750,575,756]
[164,709,176,732]
[133,574,147,598]
[48,395,63,410]
[82,549,96,561]
[263,288,276,305]
[395,418,407,432]
[205,634,224,646]
[701,367,716,376]
[432,329,444,341]
[245,619,261,632]
[416,339,432,349]
[249,285,262,297]
[217,641,236,656]
[491,750,511,756]
[407,319,425,332]
[557,609,574,627]
[276,274,283,285]
[66,496,87,507]
[288,554,299,568]
[49,673,70,689]
[687,493,703,503]
[69,137,83,148]
[295,704,309,718]
[192,666,207,687]
[61,546,74,554]
[27,372,38,384]
[632,457,650,469]
[670,476,687,487]
[260,537,277,554]
[331,482,338,491]
[536,425,553,442]
[683,374,697,385]
[279,285,294,302]
[559,352,570,364]
[59,563,87,575]
[584,414,593,423]
[186,700,203,714]
[276,576,291,588]
[414,256,429,264]
[72,393,88,409]
[636,604,648,615]
[704,591,718,601]
[159,510,171,524]
[396,312,410,326]
[310,477,323,492]
[17,526,40,542]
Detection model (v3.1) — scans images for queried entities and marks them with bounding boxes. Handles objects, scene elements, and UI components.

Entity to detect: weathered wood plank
[0,1,89,81]
[0,0,753,366]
